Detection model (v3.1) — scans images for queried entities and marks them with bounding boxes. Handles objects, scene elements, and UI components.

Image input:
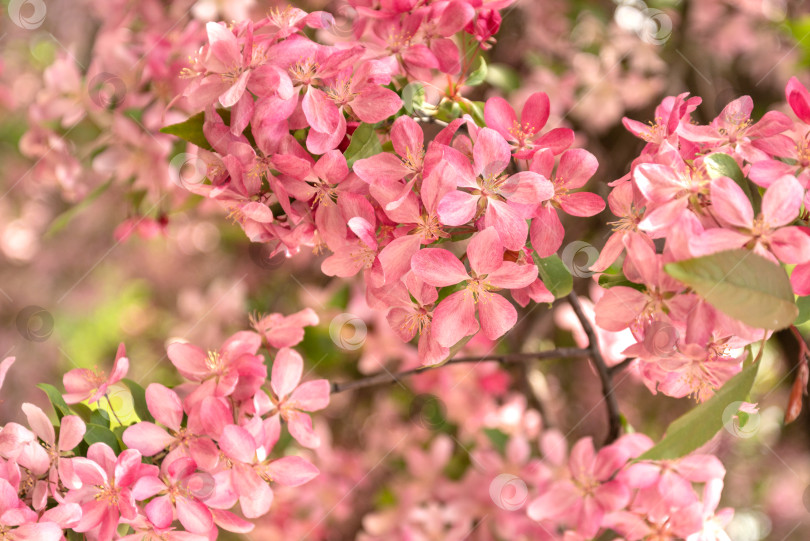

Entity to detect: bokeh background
[1,0,810,539]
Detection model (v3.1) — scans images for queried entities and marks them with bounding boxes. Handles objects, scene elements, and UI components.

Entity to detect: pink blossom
[484,91,574,158]
[527,436,639,537]
[268,348,330,448]
[250,307,319,348]
[217,424,319,518]
[131,457,214,535]
[694,174,810,264]
[410,227,537,346]
[786,76,810,125]
[19,403,86,500]
[376,272,449,366]
[623,92,701,151]
[62,343,129,405]
[0,479,64,541]
[67,444,156,541]
[677,95,793,162]
[437,128,554,250]
[167,331,266,408]
[0,357,14,395]
[122,383,219,469]
[354,115,425,197]
[529,148,604,257]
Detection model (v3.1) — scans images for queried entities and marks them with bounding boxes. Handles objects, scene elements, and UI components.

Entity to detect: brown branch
[330,348,592,394]
[567,291,622,445]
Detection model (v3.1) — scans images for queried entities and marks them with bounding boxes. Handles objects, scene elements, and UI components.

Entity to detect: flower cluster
[592,79,810,400]
[172,3,606,366]
[18,1,208,237]
[0,312,327,539]
[359,424,732,540]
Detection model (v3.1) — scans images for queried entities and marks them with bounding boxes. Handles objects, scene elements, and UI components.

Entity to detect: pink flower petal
[437,190,480,226]
[474,128,511,180]
[286,410,321,449]
[167,342,209,381]
[391,115,424,161]
[477,291,518,340]
[271,348,303,399]
[560,192,605,217]
[177,495,214,534]
[431,290,479,347]
[266,455,319,486]
[530,206,565,258]
[220,425,257,464]
[145,494,174,529]
[467,227,504,275]
[21,403,54,444]
[145,383,183,432]
[302,86,339,134]
[58,415,86,452]
[484,199,528,251]
[710,177,754,228]
[483,96,517,140]
[410,248,469,287]
[289,379,330,412]
[487,261,538,289]
[122,423,175,456]
[762,175,803,228]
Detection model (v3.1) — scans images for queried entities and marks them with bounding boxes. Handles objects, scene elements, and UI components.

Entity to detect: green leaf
[344,123,382,167]
[639,358,760,460]
[796,296,810,325]
[465,56,488,87]
[532,254,574,298]
[704,152,758,212]
[469,101,485,127]
[67,530,86,541]
[37,383,72,419]
[160,112,211,150]
[704,153,744,185]
[45,179,113,238]
[664,249,798,330]
[485,63,520,92]
[402,82,426,114]
[483,427,509,455]
[70,403,94,424]
[84,423,121,453]
[598,272,645,292]
[90,408,111,428]
[122,378,154,423]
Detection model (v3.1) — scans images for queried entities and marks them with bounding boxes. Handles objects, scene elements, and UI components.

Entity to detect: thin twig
[567,291,622,445]
[104,393,124,426]
[330,348,592,394]
[609,357,635,377]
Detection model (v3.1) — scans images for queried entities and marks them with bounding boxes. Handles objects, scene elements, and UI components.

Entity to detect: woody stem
[330,347,592,394]
[567,290,623,445]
